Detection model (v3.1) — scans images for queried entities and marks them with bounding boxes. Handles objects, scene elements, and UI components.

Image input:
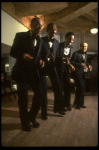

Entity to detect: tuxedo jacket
[56,42,73,74]
[70,50,90,78]
[41,36,59,75]
[10,31,44,83]
[41,36,59,62]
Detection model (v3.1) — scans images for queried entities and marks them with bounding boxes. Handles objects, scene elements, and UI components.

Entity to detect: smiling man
[40,23,66,117]
[57,32,75,112]
[71,42,92,109]
[10,17,45,131]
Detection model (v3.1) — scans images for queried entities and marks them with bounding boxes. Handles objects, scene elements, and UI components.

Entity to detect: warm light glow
[90,28,98,34]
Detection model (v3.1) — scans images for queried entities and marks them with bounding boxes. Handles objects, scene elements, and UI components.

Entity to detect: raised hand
[23,53,33,61]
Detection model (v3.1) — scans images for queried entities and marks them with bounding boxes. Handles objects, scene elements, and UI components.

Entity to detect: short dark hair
[30,17,40,28]
[46,23,57,32]
[65,32,74,38]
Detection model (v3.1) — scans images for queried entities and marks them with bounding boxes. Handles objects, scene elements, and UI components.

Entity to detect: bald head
[80,42,88,52]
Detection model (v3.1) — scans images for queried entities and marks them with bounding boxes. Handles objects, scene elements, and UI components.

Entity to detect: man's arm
[70,52,81,67]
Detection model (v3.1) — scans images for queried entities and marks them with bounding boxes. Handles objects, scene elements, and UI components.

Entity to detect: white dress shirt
[30,30,37,47]
[82,54,85,60]
[49,41,53,48]
[34,39,37,47]
[64,42,70,56]
[64,47,70,55]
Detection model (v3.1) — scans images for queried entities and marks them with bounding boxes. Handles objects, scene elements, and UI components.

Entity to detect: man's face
[80,43,88,52]
[65,35,74,46]
[48,24,57,38]
[31,19,43,36]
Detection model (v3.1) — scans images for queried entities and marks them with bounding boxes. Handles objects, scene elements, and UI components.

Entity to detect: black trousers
[59,70,71,108]
[40,76,47,118]
[47,67,62,111]
[17,80,43,127]
[40,66,62,114]
[73,72,85,106]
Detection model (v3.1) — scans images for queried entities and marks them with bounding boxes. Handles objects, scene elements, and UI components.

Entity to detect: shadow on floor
[1,123,21,131]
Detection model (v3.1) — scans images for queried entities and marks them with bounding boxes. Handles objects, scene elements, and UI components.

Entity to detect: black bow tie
[32,34,39,40]
[48,38,54,43]
[81,52,86,55]
[66,46,70,48]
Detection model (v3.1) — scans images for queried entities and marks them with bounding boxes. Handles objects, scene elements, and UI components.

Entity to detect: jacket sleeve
[70,52,81,67]
[10,33,25,59]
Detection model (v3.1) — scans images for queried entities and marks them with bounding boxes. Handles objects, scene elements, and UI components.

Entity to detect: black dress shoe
[54,110,66,115]
[80,105,86,108]
[22,125,31,132]
[73,103,76,107]
[41,116,48,120]
[62,108,67,112]
[30,120,40,128]
[67,107,72,111]
[76,106,81,109]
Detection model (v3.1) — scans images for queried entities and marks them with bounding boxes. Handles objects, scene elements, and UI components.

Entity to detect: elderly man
[70,42,92,109]
[10,17,45,131]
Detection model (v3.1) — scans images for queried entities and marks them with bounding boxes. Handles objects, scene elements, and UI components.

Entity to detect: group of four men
[10,17,92,131]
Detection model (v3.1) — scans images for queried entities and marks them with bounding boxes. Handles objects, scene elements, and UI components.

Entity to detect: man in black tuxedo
[58,32,75,111]
[10,17,45,131]
[41,23,65,115]
[70,42,92,109]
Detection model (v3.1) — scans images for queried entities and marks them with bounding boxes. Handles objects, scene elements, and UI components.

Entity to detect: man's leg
[41,76,48,119]
[29,80,43,124]
[17,82,30,130]
[63,72,71,109]
[48,69,64,113]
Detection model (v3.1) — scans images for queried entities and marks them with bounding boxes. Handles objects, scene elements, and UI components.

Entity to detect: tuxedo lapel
[52,40,57,62]
[26,31,34,55]
[53,40,55,55]
[60,42,64,58]
[34,38,42,63]
[62,43,65,58]
[44,36,50,55]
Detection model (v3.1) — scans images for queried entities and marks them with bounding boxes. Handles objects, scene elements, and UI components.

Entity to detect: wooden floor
[1,89,98,147]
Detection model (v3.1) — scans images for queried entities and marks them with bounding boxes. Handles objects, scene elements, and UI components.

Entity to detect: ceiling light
[90,22,98,34]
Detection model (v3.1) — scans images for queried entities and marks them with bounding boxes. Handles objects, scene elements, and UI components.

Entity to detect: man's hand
[39,60,45,68]
[70,64,75,71]
[47,52,54,59]
[62,57,70,64]
[81,63,87,69]
[69,64,75,73]
[88,65,92,71]
[23,53,33,61]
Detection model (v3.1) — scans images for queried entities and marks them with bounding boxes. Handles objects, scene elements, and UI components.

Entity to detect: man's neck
[80,50,87,53]
[64,42,69,48]
[48,35,54,40]
[30,30,38,37]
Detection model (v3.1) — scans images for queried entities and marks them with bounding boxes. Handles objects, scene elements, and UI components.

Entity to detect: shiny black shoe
[30,120,40,128]
[73,103,76,107]
[62,108,67,112]
[80,105,86,108]
[22,125,31,132]
[67,107,72,111]
[54,110,66,115]
[41,116,48,120]
[76,106,81,109]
